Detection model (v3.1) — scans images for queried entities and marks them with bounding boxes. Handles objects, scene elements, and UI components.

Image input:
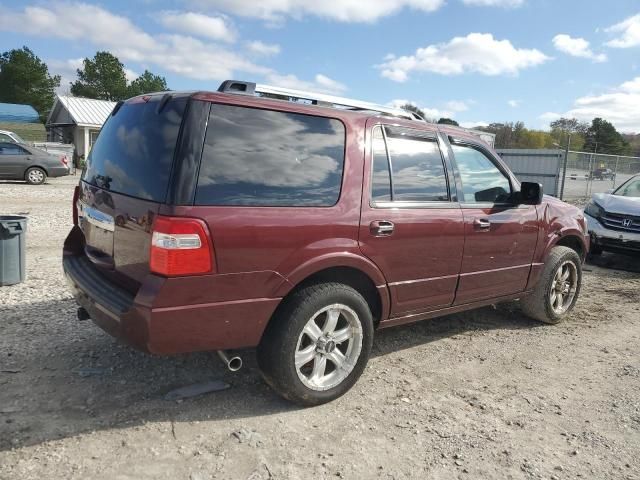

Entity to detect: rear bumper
[48,166,70,178]
[63,253,280,354]
[585,212,640,254]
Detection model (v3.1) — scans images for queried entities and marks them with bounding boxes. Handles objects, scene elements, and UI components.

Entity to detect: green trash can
[0,215,27,286]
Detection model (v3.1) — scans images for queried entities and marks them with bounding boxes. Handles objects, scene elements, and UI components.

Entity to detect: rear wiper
[156,93,173,114]
[111,101,124,117]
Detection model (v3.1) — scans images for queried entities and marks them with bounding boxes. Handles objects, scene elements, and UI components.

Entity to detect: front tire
[25,167,46,185]
[257,283,374,406]
[520,246,582,324]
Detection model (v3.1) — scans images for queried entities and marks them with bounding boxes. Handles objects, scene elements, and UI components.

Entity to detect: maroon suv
[63,81,589,405]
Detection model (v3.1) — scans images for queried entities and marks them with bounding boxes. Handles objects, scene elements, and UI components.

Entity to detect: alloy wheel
[549,260,578,314]
[295,304,363,391]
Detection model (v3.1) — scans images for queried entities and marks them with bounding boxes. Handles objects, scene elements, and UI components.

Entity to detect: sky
[1,0,640,133]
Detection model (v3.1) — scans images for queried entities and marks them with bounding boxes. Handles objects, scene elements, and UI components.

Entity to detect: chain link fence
[559,151,640,200]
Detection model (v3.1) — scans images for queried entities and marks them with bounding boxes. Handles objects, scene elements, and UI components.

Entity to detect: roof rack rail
[217,80,422,121]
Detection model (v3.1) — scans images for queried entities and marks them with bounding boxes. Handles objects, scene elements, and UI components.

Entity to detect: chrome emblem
[622,218,632,227]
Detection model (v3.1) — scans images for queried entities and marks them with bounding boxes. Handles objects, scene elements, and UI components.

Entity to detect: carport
[45,95,115,165]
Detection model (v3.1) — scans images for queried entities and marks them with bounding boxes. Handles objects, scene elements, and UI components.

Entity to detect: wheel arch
[24,165,49,177]
[273,255,391,328]
[549,231,587,261]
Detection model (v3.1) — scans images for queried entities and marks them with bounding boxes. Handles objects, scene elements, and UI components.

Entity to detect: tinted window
[196,104,345,206]
[0,143,27,155]
[0,134,13,143]
[451,144,511,203]
[371,128,391,201]
[387,131,448,202]
[83,97,187,201]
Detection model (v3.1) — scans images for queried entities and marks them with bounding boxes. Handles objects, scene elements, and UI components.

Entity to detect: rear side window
[195,104,345,206]
[83,97,187,201]
[0,143,28,155]
[371,126,449,203]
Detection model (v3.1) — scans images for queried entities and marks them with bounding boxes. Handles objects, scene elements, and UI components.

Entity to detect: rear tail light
[72,186,80,226]
[150,216,214,277]
[60,155,69,167]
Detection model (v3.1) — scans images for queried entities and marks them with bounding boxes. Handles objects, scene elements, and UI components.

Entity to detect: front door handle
[370,220,394,236]
[473,218,491,230]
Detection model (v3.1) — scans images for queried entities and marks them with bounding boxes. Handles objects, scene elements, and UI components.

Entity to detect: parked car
[592,167,615,181]
[0,142,70,184]
[584,174,640,256]
[0,129,26,144]
[63,82,589,405]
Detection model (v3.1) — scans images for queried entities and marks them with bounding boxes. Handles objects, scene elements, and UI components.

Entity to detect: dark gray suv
[0,142,70,184]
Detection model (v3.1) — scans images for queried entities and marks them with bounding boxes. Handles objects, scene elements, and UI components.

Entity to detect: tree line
[402,104,639,157]
[0,46,168,123]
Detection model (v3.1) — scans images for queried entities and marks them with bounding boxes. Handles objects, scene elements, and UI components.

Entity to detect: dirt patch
[1,177,639,479]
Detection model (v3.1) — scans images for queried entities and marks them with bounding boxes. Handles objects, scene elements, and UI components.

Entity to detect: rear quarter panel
[161,113,378,307]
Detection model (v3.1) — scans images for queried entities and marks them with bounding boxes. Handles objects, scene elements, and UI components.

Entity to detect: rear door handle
[473,218,491,230]
[370,220,394,236]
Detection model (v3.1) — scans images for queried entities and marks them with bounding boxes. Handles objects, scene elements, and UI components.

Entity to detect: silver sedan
[0,142,70,185]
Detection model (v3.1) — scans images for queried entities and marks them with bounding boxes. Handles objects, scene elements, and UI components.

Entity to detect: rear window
[83,96,187,201]
[195,104,345,206]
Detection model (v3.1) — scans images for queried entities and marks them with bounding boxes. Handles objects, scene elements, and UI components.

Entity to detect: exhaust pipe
[217,350,242,372]
[77,307,90,321]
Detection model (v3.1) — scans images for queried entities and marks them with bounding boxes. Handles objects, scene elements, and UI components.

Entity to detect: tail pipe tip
[217,350,242,372]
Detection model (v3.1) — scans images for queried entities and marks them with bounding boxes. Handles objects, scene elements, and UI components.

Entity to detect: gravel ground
[1,176,639,480]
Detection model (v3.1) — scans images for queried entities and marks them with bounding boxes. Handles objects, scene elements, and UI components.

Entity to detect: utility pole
[559,133,571,200]
[587,141,598,197]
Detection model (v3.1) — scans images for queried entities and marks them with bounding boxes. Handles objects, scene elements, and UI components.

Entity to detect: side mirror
[517,182,543,205]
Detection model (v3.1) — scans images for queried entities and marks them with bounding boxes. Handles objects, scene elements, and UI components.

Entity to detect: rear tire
[25,167,46,185]
[257,283,374,406]
[520,246,582,324]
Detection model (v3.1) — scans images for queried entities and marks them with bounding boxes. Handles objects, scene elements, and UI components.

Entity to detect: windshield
[614,177,640,198]
[82,96,187,202]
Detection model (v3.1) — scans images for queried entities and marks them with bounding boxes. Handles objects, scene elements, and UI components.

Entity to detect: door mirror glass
[518,182,543,205]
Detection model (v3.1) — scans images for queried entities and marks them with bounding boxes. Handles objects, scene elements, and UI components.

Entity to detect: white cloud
[265,73,347,94]
[540,77,640,133]
[157,11,236,42]
[124,68,139,83]
[379,33,550,82]
[0,3,158,60]
[0,2,331,88]
[246,40,281,56]
[445,100,469,112]
[460,121,489,129]
[388,99,453,120]
[508,99,520,107]
[189,0,444,22]
[314,74,347,93]
[552,34,607,62]
[48,58,84,94]
[461,0,524,7]
[605,13,640,48]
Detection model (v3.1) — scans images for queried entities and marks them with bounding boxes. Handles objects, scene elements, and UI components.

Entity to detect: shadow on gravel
[0,297,539,451]
[586,251,640,273]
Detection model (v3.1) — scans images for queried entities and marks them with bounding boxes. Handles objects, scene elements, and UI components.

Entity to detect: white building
[46,95,116,164]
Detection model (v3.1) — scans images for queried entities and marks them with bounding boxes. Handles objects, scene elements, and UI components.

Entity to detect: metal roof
[51,95,116,127]
[0,102,40,123]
